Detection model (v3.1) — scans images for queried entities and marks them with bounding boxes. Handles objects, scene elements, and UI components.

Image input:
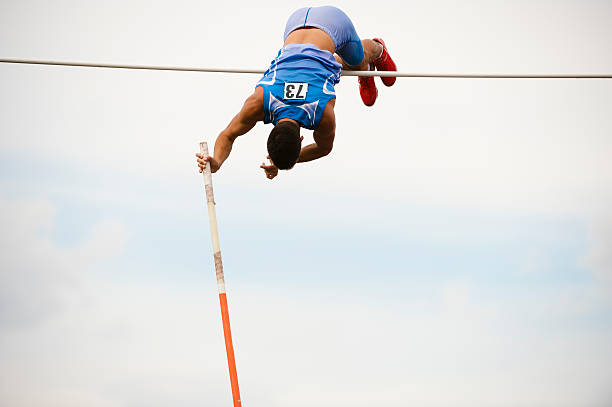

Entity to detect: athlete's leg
[334,39,382,70]
[371,38,397,86]
[301,6,396,106]
[334,39,382,107]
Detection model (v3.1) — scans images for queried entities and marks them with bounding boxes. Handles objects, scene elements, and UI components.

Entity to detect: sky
[1,0,612,406]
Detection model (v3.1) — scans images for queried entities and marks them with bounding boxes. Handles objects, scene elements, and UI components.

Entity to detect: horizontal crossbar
[1,58,611,78]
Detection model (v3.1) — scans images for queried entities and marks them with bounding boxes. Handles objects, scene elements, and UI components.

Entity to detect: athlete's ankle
[369,39,383,61]
[364,39,383,64]
[375,42,383,60]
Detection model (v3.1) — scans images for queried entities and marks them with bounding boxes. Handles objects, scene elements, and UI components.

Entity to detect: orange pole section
[219,293,242,407]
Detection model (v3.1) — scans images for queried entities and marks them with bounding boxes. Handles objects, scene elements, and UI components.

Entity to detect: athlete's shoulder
[317,98,336,130]
[241,87,264,121]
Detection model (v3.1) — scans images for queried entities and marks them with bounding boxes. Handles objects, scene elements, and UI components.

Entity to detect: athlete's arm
[296,100,336,163]
[197,88,264,173]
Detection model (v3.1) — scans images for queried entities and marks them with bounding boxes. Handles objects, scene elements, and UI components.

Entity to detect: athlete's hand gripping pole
[200,141,242,407]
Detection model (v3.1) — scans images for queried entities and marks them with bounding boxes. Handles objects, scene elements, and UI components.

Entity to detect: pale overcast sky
[1,1,612,406]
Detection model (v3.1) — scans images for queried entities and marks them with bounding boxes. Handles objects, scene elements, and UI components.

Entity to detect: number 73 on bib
[284,82,308,100]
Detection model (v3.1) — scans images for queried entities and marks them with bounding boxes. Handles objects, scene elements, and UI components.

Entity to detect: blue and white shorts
[283,6,365,67]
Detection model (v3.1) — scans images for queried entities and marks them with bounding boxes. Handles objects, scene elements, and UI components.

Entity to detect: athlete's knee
[320,145,333,156]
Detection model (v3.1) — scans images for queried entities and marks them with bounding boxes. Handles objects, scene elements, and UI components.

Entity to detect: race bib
[283,83,308,100]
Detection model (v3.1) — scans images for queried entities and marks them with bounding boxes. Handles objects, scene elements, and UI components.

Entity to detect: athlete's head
[267,120,301,170]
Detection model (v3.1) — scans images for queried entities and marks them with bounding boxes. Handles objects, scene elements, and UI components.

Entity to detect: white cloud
[79,219,127,261]
[2,276,611,407]
[0,197,125,328]
[0,196,608,406]
[0,281,230,407]
[585,216,612,285]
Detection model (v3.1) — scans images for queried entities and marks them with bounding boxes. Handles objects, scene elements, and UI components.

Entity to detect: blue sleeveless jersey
[256,44,342,130]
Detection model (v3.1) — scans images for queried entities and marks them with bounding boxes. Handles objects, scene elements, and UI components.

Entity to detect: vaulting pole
[200,141,242,407]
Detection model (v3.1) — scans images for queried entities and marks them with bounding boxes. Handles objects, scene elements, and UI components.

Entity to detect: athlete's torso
[256,43,341,130]
[284,27,335,54]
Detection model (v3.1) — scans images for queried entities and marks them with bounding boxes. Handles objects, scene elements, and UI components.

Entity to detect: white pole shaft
[201,142,225,294]
[2,58,611,78]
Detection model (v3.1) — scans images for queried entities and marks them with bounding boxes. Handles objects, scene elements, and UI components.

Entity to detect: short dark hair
[267,121,301,170]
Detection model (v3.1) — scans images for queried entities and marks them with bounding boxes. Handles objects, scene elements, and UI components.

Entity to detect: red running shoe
[358,63,377,106]
[372,38,397,87]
